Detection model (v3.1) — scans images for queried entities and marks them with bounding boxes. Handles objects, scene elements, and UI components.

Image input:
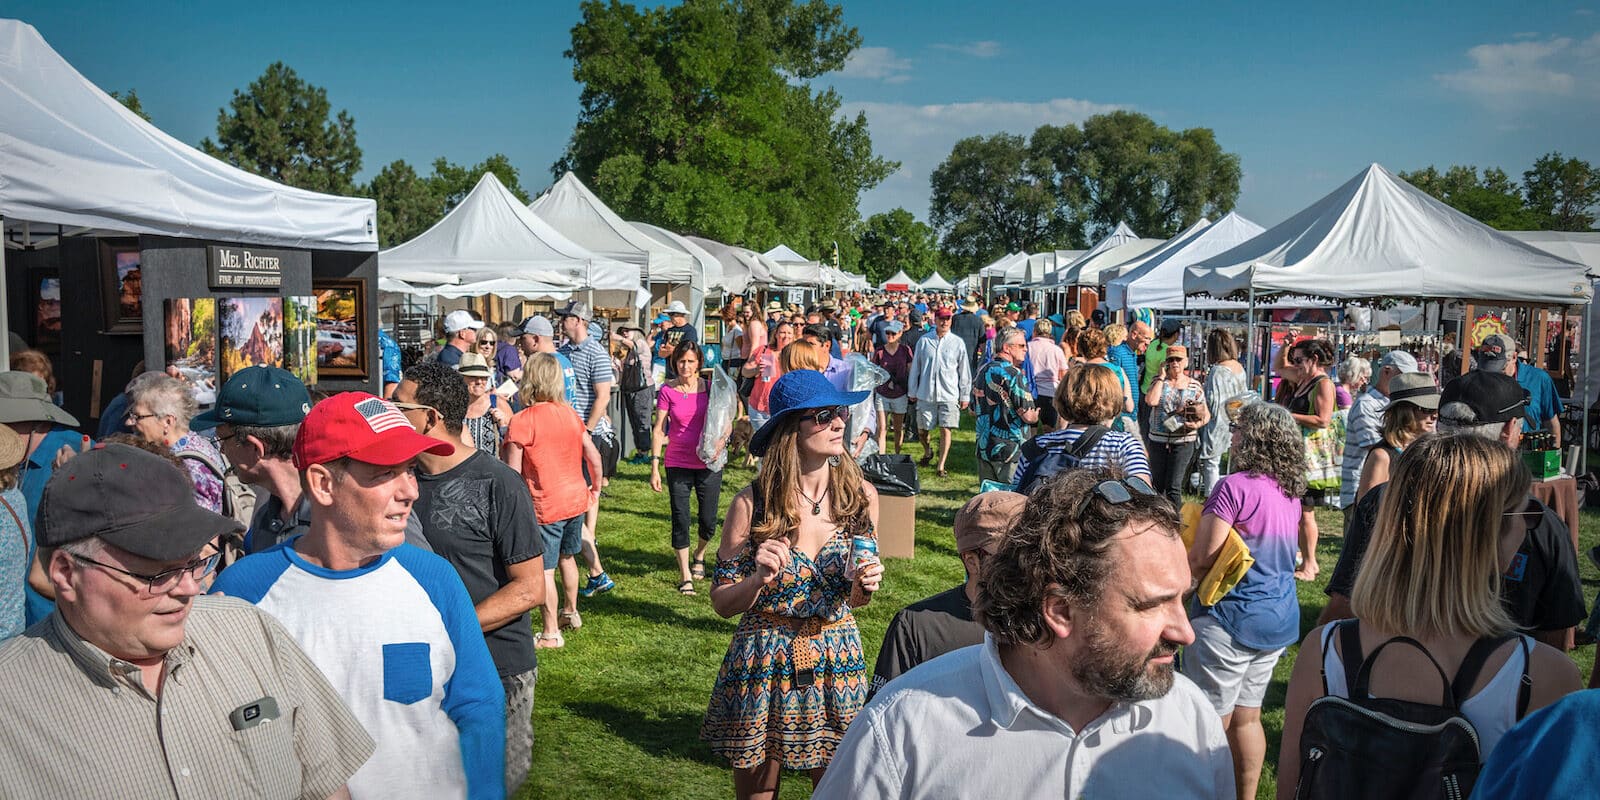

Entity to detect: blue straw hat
[749,370,869,456]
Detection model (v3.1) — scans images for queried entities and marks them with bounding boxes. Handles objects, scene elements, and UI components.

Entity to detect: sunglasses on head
[1073,476,1160,518]
[802,405,852,426]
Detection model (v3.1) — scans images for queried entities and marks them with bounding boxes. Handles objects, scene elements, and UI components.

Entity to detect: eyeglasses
[1073,476,1160,518]
[126,412,161,424]
[72,552,220,594]
[802,406,852,426]
[390,401,438,416]
[477,340,497,347]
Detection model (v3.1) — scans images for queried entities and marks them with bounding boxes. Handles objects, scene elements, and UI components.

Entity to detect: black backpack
[619,347,648,393]
[1013,425,1109,495]
[1293,620,1531,800]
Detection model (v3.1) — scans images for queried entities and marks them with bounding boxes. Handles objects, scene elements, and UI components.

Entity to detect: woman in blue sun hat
[702,369,884,797]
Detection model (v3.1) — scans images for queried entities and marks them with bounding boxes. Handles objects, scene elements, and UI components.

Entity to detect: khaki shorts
[875,393,910,415]
[915,400,961,430]
[1180,614,1284,714]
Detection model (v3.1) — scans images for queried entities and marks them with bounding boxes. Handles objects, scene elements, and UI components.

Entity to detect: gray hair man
[1338,350,1419,512]
[817,469,1232,798]
[0,444,373,798]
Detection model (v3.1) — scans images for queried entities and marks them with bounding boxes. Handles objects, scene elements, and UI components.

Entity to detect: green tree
[1523,152,1600,231]
[557,0,895,265]
[201,62,362,195]
[109,89,151,123]
[1031,111,1241,241]
[363,154,533,247]
[855,208,939,283]
[1399,164,1542,229]
[928,132,1065,267]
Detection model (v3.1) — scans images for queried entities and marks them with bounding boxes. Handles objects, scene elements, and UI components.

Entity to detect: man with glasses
[516,315,577,406]
[908,308,971,477]
[817,469,1232,798]
[869,491,1025,698]
[1337,350,1418,515]
[974,327,1038,485]
[212,393,506,799]
[0,444,375,797]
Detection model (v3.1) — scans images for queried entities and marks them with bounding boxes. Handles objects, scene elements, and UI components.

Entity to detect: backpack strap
[1066,425,1110,461]
[1449,634,1515,708]
[176,451,232,518]
[1336,619,1363,698]
[1351,628,1459,709]
[1515,636,1532,720]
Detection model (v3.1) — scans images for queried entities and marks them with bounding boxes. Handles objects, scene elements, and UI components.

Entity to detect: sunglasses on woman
[802,405,852,426]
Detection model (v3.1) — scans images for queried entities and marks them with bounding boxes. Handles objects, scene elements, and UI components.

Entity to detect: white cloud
[1435,33,1600,104]
[839,46,913,83]
[844,97,1127,220]
[932,40,1002,58]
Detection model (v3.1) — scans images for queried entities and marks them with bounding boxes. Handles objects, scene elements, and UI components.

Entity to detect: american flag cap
[293,391,454,470]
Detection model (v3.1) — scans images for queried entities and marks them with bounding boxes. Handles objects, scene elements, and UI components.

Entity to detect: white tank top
[1319,625,1530,757]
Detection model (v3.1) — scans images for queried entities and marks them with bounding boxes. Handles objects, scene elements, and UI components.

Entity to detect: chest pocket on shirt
[382,642,433,704]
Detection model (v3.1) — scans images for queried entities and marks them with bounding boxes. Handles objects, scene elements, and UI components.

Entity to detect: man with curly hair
[816,469,1232,799]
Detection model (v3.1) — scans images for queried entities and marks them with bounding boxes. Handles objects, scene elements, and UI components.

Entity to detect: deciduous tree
[855,208,939,283]
[558,0,895,265]
[1523,153,1600,232]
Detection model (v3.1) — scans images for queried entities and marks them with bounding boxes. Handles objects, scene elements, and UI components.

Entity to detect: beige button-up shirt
[0,595,374,799]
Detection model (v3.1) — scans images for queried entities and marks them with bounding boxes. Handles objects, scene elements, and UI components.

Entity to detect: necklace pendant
[811,502,821,515]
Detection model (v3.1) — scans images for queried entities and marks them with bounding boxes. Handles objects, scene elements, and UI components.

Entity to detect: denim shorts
[539,514,584,569]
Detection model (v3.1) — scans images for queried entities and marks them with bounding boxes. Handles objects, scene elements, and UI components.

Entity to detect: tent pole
[1584,300,1592,477]
[0,216,10,367]
[1246,286,1257,394]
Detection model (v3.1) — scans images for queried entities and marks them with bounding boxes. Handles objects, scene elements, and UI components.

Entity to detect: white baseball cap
[443,310,484,334]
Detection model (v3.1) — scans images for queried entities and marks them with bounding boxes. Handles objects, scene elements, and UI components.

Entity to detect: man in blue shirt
[379,328,404,399]
[973,328,1038,485]
[0,371,88,624]
[1477,334,1561,445]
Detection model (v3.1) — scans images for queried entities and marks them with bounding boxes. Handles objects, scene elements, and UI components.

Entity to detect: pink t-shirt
[1027,338,1068,396]
[657,383,711,469]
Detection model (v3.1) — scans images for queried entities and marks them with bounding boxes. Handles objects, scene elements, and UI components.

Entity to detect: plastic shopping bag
[697,367,737,472]
[845,353,888,460]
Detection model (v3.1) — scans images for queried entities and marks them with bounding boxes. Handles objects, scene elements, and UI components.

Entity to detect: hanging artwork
[164,298,219,407]
[314,278,368,378]
[98,239,143,334]
[32,274,61,352]
[218,296,284,380]
[283,295,319,386]
[1469,312,1507,348]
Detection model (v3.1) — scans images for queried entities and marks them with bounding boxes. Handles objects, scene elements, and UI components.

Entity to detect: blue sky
[9,1,1599,243]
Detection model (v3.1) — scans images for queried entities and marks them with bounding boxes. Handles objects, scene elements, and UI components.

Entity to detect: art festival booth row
[0,18,382,429]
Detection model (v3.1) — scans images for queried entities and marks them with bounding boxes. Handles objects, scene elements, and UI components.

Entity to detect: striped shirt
[558,336,616,425]
[0,596,373,799]
[1014,426,1151,488]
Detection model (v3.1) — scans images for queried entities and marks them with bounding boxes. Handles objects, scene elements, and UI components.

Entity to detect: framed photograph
[314,278,368,378]
[32,272,62,352]
[164,298,219,407]
[217,296,284,381]
[283,295,319,386]
[98,239,143,334]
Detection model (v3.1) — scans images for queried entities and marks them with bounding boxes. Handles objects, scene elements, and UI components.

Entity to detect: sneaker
[579,572,616,598]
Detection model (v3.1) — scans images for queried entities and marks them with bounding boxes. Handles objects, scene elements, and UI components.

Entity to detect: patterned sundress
[701,526,869,769]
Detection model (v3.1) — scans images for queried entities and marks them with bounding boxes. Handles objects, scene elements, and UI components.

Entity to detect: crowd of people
[0,283,1594,800]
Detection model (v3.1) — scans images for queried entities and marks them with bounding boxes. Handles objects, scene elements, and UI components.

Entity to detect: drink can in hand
[851,535,879,572]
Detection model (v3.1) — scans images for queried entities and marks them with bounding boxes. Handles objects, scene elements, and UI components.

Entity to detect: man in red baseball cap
[214,392,506,799]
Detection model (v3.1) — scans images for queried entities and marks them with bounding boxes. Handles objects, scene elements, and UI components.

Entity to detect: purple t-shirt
[657,384,711,470]
[1201,471,1303,650]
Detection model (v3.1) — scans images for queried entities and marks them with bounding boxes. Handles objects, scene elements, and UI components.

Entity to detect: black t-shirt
[869,585,986,698]
[950,311,985,365]
[1327,485,1586,632]
[415,451,543,676]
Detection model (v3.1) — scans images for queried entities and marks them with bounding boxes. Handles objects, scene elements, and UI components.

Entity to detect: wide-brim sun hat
[749,369,869,457]
[0,371,78,427]
[1387,371,1441,410]
[665,300,690,315]
[0,425,23,471]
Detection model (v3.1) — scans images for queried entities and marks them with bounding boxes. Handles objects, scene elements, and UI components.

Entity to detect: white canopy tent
[686,236,773,294]
[763,244,826,286]
[0,19,377,252]
[633,222,725,323]
[1184,164,1592,305]
[1060,238,1166,287]
[1039,223,1141,288]
[1101,218,1211,284]
[530,172,701,319]
[979,251,1026,279]
[0,18,379,364]
[1505,231,1600,411]
[379,173,634,300]
[920,271,954,292]
[880,269,919,291]
[1105,212,1265,310]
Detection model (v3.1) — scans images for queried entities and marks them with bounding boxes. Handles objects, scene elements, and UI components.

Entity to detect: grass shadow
[566,701,723,767]
[590,593,736,636]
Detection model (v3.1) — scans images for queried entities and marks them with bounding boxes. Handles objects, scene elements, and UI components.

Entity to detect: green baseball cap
[191,365,312,430]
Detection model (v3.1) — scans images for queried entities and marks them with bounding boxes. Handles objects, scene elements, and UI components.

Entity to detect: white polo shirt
[815,635,1233,799]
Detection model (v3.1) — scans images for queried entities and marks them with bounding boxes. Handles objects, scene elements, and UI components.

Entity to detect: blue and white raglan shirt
[212,538,505,800]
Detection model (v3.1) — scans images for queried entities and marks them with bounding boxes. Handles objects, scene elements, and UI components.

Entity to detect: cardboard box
[877,494,916,559]
[1523,449,1561,480]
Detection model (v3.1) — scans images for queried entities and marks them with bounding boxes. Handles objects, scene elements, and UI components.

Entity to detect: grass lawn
[524,423,1599,799]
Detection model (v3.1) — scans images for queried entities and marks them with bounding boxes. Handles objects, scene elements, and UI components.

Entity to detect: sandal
[559,609,582,630]
[691,560,707,580]
[936,467,949,478]
[677,580,697,596]
[535,632,564,649]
